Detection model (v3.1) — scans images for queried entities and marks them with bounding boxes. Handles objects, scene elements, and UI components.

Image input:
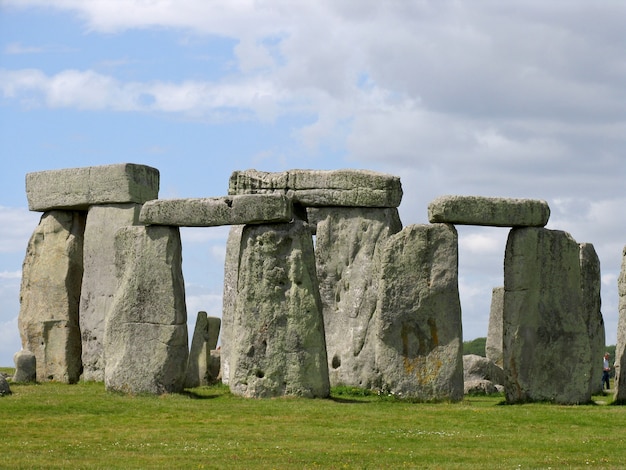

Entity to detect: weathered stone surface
[18,210,84,383]
[207,316,221,351]
[229,169,402,208]
[104,225,188,395]
[615,245,626,404]
[372,223,464,401]
[13,349,36,383]
[463,354,505,387]
[579,243,605,395]
[80,204,142,382]
[228,218,330,398]
[0,375,11,396]
[503,227,592,404]
[464,378,500,395]
[310,207,402,387]
[220,225,244,386]
[139,194,293,227]
[184,313,221,388]
[485,287,504,367]
[26,163,159,212]
[428,195,550,227]
[208,349,221,385]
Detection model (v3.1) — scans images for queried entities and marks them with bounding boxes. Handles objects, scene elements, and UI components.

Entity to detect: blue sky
[1,1,625,366]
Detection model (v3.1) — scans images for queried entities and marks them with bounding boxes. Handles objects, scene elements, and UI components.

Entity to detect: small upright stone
[485,287,504,368]
[0,375,11,396]
[428,195,550,227]
[13,350,37,383]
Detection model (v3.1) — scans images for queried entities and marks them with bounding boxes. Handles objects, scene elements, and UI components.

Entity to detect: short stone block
[428,195,550,227]
[26,163,159,211]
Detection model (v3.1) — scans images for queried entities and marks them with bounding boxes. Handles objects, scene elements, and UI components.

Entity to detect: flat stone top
[139,193,293,227]
[26,163,159,211]
[229,169,402,208]
[428,195,550,227]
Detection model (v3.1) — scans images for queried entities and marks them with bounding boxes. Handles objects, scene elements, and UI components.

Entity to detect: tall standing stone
[18,210,84,383]
[614,246,626,404]
[485,287,504,368]
[80,204,142,381]
[309,207,402,387]
[185,313,221,388]
[228,218,329,398]
[503,227,592,404]
[372,223,464,401]
[104,225,188,395]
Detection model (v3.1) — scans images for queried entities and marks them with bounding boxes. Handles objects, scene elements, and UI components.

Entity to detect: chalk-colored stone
[18,210,84,383]
[13,349,37,383]
[228,218,329,398]
[185,313,221,388]
[104,225,188,395]
[485,287,504,367]
[80,204,142,382]
[139,194,292,227]
[229,169,402,207]
[428,195,550,227]
[26,163,159,211]
[372,223,464,401]
[503,227,592,404]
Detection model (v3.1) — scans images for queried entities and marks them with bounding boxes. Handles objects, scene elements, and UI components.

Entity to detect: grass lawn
[0,374,624,469]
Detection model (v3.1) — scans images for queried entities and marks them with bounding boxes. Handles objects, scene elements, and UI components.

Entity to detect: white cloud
[0,207,40,254]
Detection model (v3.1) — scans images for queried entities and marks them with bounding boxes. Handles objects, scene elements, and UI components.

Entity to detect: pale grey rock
[579,243,605,395]
[139,194,293,227]
[463,354,505,388]
[228,218,329,398]
[13,349,37,383]
[104,225,188,395]
[0,375,10,396]
[26,163,159,212]
[229,169,402,208]
[80,204,142,382]
[485,287,504,367]
[372,223,464,402]
[503,227,592,404]
[615,246,626,404]
[428,195,550,227]
[207,349,221,385]
[464,378,499,395]
[310,207,402,387]
[207,316,221,351]
[18,210,84,383]
[184,313,221,388]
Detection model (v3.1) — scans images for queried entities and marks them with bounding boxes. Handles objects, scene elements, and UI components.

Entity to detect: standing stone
[615,246,626,404]
[503,227,592,404]
[80,204,142,381]
[184,313,221,388]
[13,349,37,383]
[579,243,605,395]
[372,223,464,401]
[104,225,188,395]
[228,218,329,398]
[0,376,10,396]
[485,287,504,368]
[18,210,84,383]
[309,207,402,387]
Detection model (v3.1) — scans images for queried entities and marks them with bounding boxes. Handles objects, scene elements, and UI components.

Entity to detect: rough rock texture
[463,354,504,395]
[503,227,592,404]
[428,195,550,227]
[372,223,464,402]
[18,210,84,383]
[139,194,293,227]
[80,204,142,382]
[184,313,221,388]
[104,225,188,395]
[485,287,504,367]
[579,243,605,395]
[229,169,402,208]
[615,246,626,404]
[0,375,11,396]
[208,350,221,384]
[13,349,37,383]
[26,163,159,211]
[228,218,329,398]
[310,207,402,387]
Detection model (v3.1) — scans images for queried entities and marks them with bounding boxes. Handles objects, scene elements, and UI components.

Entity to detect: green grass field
[1,374,624,469]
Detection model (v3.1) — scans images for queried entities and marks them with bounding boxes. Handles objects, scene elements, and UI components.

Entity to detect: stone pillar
[373,223,464,402]
[614,245,626,404]
[229,218,329,398]
[185,312,221,388]
[18,210,85,383]
[485,287,504,368]
[104,225,188,395]
[309,206,402,387]
[503,227,592,404]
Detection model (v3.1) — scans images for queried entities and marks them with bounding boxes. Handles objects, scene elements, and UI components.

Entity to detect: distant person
[602,352,611,390]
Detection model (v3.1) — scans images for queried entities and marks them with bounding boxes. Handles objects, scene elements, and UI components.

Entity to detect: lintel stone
[26,163,159,212]
[428,195,550,227]
[139,194,293,227]
[229,169,402,208]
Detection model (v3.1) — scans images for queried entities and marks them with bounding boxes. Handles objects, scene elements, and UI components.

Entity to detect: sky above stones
[0,1,624,366]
